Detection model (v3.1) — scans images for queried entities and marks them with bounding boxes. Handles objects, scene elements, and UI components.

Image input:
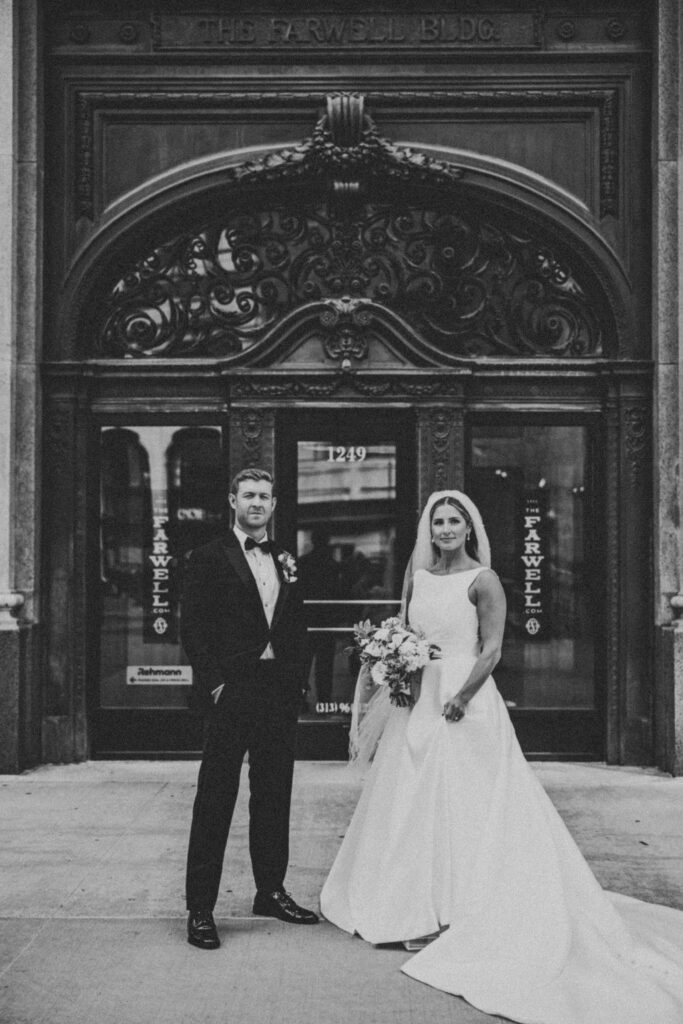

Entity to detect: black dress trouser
[185,664,298,911]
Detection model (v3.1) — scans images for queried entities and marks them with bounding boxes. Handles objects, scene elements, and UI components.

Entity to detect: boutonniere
[278,550,298,583]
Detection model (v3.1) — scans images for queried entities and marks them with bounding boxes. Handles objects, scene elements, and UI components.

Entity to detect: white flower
[370,662,388,685]
[278,550,298,583]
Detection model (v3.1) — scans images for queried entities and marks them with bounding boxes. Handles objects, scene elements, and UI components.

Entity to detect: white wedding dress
[321,567,683,1024]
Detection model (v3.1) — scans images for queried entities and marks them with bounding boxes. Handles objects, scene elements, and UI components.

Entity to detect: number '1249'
[327,446,367,462]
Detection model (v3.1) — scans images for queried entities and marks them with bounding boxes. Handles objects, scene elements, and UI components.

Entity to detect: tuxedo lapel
[269,545,291,635]
[221,534,269,629]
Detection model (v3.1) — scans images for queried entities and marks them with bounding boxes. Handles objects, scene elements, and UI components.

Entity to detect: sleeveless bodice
[408,567,485,660]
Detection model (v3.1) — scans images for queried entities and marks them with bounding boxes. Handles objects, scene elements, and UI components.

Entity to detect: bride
[321,490,683,1024]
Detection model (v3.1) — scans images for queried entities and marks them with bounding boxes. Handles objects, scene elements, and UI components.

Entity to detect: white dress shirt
[212,526,281,704]
[233,525,280,656]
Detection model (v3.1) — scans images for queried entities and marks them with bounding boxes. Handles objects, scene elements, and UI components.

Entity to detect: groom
[182,467,319,949]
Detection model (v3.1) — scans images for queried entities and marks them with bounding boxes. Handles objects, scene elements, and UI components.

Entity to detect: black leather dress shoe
[187,908,220,949]
[253,889,320,924]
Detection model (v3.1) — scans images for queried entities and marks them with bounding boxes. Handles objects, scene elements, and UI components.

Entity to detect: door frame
[89,410,231,758]
[42,360,651,761]
[274,404,419,758]
[465,409,606,759]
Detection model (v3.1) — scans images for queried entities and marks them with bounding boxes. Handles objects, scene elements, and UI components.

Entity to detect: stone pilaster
[653,0,683,773]
[415,403,465,513]
[0,0,42,771]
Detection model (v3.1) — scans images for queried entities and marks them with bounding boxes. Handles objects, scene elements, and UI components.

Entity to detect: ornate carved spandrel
[417,406,465,507]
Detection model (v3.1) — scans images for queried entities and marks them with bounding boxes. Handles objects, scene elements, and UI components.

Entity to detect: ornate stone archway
[42,93,651,766]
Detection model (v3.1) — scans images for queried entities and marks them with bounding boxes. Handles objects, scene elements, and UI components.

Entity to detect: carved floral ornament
[97,96,604,363]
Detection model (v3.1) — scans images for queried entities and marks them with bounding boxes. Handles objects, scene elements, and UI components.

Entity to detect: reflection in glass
[469,425,593,710]
[296,441,400,721]
[99,426,224,709]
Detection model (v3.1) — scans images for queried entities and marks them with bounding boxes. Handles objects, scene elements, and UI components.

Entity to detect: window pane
[99,425,225,709]
[296,440,400,722]
[469,425,594,709]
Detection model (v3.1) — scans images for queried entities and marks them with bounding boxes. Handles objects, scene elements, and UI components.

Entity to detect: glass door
[276,409,417,758]
[467,418,603,758]
[94,423,228,755]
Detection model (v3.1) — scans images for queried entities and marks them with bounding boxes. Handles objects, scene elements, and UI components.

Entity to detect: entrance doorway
[91,409,603,759]
[467,417,603,758]
[276,408,418,758]
[94,422,228,755]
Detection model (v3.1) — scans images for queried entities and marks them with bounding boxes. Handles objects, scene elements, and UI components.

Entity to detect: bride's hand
[442,696,467,723]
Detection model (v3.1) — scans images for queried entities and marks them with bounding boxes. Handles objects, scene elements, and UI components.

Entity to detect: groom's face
[229,479,276,537]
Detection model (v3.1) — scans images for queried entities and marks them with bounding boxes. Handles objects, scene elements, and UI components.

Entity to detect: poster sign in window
[143,495,178,643]
[127,665,192,686]
[521,493,548,639]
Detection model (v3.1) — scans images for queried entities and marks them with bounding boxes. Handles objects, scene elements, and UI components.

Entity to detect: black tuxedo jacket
[180,531,308,713]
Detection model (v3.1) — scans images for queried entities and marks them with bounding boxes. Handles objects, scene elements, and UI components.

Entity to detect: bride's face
[431,503,469,554]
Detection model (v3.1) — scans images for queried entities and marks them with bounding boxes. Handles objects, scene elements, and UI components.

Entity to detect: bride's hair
[429,495,480,561]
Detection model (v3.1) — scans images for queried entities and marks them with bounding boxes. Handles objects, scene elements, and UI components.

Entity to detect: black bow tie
[245,536,271,553]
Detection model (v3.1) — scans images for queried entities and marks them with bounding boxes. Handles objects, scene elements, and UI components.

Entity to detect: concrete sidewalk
[1,761,682,1024]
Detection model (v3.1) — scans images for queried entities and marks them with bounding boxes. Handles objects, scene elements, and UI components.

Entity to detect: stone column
[653,0,683,773]
[0,0,42,771]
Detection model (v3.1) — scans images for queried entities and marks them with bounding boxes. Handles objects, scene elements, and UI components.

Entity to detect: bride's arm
[443,570,507,723]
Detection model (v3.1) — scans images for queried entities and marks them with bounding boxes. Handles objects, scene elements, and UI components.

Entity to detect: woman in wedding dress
[320,490,683,1024]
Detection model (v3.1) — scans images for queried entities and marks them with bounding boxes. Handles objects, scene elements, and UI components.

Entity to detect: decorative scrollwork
[99,200,602,360]
[430,410,456,491]
[624,405,649,484]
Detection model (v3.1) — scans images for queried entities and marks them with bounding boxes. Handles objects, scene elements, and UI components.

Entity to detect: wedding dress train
[320,567,683,1024]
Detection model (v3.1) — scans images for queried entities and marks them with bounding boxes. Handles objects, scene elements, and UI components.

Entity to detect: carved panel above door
[98,197,604,362]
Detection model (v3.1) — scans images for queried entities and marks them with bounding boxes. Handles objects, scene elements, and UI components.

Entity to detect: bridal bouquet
[351,616,439,707]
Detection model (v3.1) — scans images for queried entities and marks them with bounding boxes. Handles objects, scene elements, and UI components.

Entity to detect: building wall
[1,0,682,771]
[0,0,42,772]
[653,0,683,773]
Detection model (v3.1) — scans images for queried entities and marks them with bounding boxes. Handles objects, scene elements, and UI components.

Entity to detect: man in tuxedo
[182,467,319,950]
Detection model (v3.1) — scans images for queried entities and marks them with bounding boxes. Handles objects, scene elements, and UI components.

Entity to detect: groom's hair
[230,467,274,495]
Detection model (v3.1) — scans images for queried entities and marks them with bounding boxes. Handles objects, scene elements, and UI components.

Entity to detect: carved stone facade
[3,0,683,771]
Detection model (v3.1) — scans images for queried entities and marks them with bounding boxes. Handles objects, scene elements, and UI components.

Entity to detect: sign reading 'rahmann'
[157,13,539,50]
